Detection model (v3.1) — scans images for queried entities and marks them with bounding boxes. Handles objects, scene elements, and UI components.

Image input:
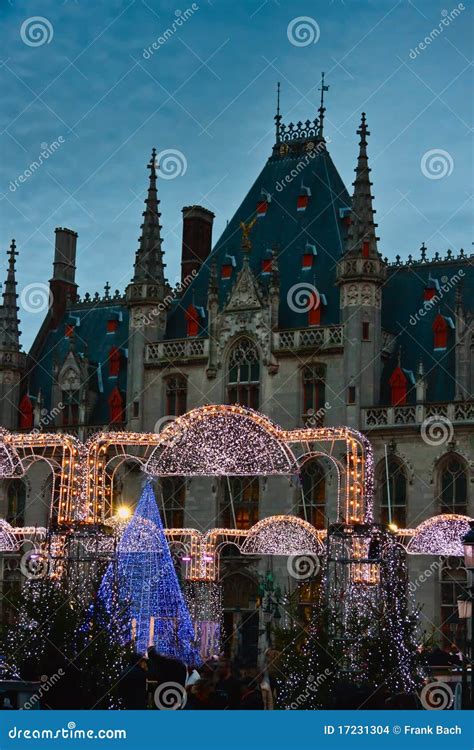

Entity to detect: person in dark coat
[214,659,241,709]
[119,653,148,709]
[239,677,264,710]
[147,647,187,687]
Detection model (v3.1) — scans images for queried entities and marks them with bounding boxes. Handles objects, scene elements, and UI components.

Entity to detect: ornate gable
[225,263,263,312]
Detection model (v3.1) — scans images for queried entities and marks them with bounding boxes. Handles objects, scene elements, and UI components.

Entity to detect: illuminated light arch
[286,426,374,523]
[0,519,18,552]
[145,405,296,477]
[407,514,473,556]
[240,515,323,556]
[0,428,23,478]
[298,451,344,521]
[7,432,81,524]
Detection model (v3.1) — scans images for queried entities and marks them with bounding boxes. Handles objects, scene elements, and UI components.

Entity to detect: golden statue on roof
[240,215,258,252]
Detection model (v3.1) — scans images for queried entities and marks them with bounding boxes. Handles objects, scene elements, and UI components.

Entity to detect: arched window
[438,456,467,515]
[165,375,187,416]
[440,558,466,646]
[227,339,260,409]
[221,477,259,530]
[302,364,326,424]
[19,394,34,430]
[379,458,406,527]
[161,477,185,528]
[7,480,26,527]
[300,460,326,528]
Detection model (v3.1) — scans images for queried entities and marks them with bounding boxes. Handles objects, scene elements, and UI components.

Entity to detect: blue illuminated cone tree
[99,480,200,665]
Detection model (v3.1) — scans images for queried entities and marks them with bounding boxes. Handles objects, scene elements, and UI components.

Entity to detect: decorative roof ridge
[67,287,126,309]
[385,247,472,267]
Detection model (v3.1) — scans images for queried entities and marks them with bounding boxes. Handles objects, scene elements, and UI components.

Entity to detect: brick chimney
[181,206,214,283]
[49,227,78,329]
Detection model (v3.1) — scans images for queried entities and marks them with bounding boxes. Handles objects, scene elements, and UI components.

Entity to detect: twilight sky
[0,0,472,348]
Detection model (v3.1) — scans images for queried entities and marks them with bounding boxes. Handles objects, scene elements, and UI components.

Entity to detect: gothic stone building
[0,107,472,658]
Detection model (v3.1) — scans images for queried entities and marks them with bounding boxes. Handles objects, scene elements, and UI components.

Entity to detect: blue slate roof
[27,303,129,424]
[166,143,351,338]
[381,259,472,404]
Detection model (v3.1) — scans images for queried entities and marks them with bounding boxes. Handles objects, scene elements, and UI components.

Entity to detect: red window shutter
[108,387,123,423]
[185,304,199,337]
[389,367,407,406]
[107,319,118,333]
[19,394,34,429]
[261,259,272,273]
[297,195,309,211]
[424,288,436,301]
[109,346,120,376]
[362,241,370,258]
[433,314,448,349]
[221,264,232,279]
[302,253,313,268]
[256,200,268,216]
[308,293,321,326]
[343,215,352,226]
[65,324,74,337]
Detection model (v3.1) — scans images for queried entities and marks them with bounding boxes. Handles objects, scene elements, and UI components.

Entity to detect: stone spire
[131,148,166,286]
[0,239,20,352]
[346,113,379,259]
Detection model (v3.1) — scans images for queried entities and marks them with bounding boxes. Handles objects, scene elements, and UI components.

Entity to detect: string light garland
[146,404,296,477]
[241,515,322,556]
[0,520,18,552]
[98,480,200,664]
[407,513,473,556]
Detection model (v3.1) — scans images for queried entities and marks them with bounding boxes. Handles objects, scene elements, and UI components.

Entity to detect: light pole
[461,520,474,708]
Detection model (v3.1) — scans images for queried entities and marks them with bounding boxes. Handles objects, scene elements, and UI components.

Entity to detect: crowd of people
[119,650,274,710]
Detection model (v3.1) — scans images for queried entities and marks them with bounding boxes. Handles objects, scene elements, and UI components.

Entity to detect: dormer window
[19,394,34,430]
[108,387,124,424]
[389,366,407,406]
[256,200,268,217]
[109,346,121,376]
[339,207,352,226]
[261,258,272,274]
[302,243,317,269]
[433,313,448,350]
[107,319,118,333]
[65,324,74,337]
[424,287,436,301]
[221,264,232,279]
[185,303,199,337]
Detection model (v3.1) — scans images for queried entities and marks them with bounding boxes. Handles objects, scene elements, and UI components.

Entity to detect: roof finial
[274,81,282,143]
[8,238,18,273]
[357,112,369,146]
[318,72,329,139]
